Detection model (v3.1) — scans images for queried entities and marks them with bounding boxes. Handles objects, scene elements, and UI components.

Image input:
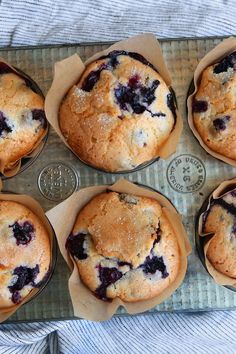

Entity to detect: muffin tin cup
[195,178,236,291]
[0,192,57,323]
[186,37,236,166]
[45,33,183,174]
[46,178,191,321]
[0,59,49,179]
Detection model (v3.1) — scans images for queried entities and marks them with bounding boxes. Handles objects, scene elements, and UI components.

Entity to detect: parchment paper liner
[198,178,236,288]
[0,192,55,323]
[47,179,191,321]
[187,37,236,166]
[45,33,183,172]
[0,58,48,177]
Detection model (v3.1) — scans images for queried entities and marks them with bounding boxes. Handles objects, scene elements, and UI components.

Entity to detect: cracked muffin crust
[192,51,236,160]
[0,201,51,308]
[66,191,180,302]
[201,188,236,279]
[0,63,47,171]
[59,51,176,172]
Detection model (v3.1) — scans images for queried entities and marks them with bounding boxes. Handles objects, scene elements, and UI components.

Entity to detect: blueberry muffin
[0,62,47,172]
[66,191,180,302]
[59,51,176,172]
[201,188,236,278]
[192,51,236,160]
[0,201,51,307]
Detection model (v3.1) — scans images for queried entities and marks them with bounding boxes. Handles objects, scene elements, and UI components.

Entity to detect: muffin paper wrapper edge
[46,178,191,321]
[0,193,54,323]
[0,58,48,177]
[187,37,236,166]
[198,177,236,287]
[45,33,183,167]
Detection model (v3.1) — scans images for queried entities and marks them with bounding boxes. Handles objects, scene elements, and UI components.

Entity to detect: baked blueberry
[10,221,34,245]
[141,255,169,278]
[213,51,236,74]
[213,116,230,131]
[32,109,47,129]
[9,265,39,304]
[66,233,88,260]
[0,111,12,136]
[95,266,122,300]
[192,99,208,113]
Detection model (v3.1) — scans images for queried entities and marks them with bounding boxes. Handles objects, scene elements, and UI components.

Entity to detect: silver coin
[38,163,78,201]
[167,154,206,193]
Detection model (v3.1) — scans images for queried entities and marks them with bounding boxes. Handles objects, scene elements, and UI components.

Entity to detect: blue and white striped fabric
[0,0,236,47]
[0,1,236,353]
[0,311,236,353]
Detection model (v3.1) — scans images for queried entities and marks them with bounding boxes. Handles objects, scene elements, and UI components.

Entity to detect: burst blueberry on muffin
[66,191,180,302]
[59,51,176,172]
[0,63,47,172]
[0,201,51,307]
[192,51,236,160]
[201,188,236,278]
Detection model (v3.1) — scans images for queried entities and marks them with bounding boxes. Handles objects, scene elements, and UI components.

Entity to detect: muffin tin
[1,36,236,323]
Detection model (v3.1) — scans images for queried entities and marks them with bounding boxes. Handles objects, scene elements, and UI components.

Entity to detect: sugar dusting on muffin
[59,51,176,172]
[66,191,180,302]
[192,51,236,160]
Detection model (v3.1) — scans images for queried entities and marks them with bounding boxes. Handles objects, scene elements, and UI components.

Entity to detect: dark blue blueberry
[167,92,177,120]
[114,79,159,115]
[81,63,108,92]
[0,111,12,136]
[231,224,236,234]
[11,291,21,304]
[66,233,88,260]
[95,266,122,301]
[213,116,230,131]
[8,265,39,303]
[141,255,169,278]
[9,221,34,246]
[192,99,208,113]
[32,109,47,128]
[105,51,120,69]
[153,227,161,245]
[213,51,236,74]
